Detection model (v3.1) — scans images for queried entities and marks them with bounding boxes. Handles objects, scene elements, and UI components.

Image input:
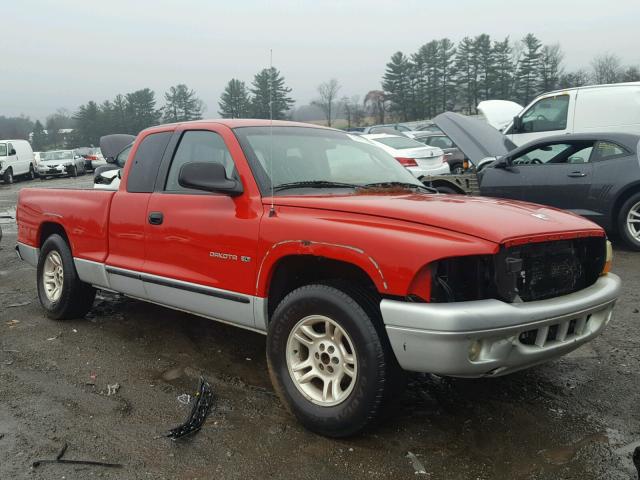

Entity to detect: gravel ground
[0,175,639,479]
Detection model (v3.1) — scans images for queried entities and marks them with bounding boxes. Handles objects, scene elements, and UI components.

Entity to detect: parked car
[16,119,620,437]
[37,150,86,179]
[94,135,134,190]
[362,133,450,178]
[430,112,640,250]
[485,82,640,146]
[0,139,36,184]
[413,132,466,173]
[77,147,106,171]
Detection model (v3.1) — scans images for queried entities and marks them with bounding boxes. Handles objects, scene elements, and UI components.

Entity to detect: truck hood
[270,193,603,245]
[433,112,517,165]
[477,100,523,130]
[100,134,135,161]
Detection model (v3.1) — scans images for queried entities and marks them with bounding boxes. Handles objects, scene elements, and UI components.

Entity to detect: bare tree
[312,79,341,127]
[591,53,622,84]
[364,90,387,124]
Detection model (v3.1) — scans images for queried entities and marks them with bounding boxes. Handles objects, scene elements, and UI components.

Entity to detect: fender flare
[255,240,388,297]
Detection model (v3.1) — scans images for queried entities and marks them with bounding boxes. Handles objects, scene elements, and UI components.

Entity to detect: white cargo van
[0,139,35,184]
[487,82,640,146]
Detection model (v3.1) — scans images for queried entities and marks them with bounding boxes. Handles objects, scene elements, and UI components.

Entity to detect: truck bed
[17,188,116,264]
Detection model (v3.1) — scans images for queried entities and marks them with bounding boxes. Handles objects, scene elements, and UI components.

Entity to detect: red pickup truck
[16,120,621,437]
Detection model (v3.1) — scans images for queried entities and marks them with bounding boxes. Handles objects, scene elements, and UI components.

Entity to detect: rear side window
[127,132,172,193]
[164,131,237,192]
[593,141,628,160]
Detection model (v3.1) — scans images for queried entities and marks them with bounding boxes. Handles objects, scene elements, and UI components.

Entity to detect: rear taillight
[395,157,418,167]
[86,155,98,161]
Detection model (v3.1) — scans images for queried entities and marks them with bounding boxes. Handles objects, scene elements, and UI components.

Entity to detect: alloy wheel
[43,250,64,302]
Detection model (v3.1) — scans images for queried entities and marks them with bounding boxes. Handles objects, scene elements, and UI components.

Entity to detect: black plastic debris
[32,443,122,469]
[166,377,214,440]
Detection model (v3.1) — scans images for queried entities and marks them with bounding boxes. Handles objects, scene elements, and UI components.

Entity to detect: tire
[3,168,13,184]
[37,234,96,320]
[267,283,395,437]
[618,192,640,251]
[27,164,35,180]
[40,176,47,181]
[70,166,78,178]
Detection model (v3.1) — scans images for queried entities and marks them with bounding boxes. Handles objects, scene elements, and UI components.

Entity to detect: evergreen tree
[437,38,457,112]
[163,84,204,123]
[72,101,101,146]
[382,52,413,121]
[125,88,161,134]
[218,79,252,118]
[412,40,440,118]
[250,67,294,120]
[491,37,514,99]
[515,34,543,104]
[455,37,476,114]
[474,34,494,102]
[31,120,47,150]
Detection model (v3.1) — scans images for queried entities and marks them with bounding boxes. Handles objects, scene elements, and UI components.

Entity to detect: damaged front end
[428,236,607,304]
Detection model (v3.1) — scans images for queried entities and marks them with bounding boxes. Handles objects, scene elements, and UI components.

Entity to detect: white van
[486,82,640,146]
[0,139,36,184]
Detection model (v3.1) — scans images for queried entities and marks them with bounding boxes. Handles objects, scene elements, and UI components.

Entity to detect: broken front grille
[518,313,593,347]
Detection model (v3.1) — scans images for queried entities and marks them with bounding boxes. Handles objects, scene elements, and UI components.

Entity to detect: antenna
[268,48,276,217]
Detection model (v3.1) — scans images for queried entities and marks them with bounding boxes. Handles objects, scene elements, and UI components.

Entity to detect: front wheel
[27,164,35,180]
[3,168,13,184]
[37,234,96,320]
[69,166,78,177]
[267,283,393,437]
[618,192,640,250]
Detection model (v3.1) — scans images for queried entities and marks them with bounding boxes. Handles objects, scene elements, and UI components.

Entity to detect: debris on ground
[166,377,214,440]
[633,446,639,478]
[5,320,20,328]
[177,394,191,405]
[107,383,120,396]
[47,331,62,341]
[7,301,30,308]
[406,451,428,475]
[32,442,122,469]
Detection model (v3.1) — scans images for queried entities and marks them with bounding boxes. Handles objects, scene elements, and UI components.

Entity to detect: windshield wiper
[359,182,436,193]
[272,180,360,192]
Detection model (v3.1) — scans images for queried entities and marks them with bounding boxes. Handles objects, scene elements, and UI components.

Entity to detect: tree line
[380,33,640,122]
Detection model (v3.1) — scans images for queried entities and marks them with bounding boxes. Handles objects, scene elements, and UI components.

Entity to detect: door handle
[148,212,163,225]
[567,172,586,178]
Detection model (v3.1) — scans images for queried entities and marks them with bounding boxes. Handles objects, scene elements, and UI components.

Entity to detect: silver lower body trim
[16,242,39,267]
[382,274,621,377]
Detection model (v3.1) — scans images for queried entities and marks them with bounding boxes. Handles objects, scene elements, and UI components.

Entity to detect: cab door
[506,93,575,146]
[142,126,263,329]
[480,141,595,212]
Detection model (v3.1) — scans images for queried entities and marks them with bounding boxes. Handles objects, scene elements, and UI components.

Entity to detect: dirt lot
[1,175,639,479]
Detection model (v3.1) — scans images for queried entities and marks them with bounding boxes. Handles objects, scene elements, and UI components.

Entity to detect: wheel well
[39,222,69,248]
[267,255,379,319]
[612,184,640,231]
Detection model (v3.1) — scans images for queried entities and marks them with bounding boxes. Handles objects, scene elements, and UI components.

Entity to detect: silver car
[38,150,86,179]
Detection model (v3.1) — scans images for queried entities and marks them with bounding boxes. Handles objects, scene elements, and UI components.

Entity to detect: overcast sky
[2,0,639,121]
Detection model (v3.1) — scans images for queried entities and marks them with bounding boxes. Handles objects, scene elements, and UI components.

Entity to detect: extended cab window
[127,132,172,193]
[165,130,237,192]
[519,95,570,133]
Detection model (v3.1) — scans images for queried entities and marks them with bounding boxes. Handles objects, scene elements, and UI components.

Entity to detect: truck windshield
[0,144,6,156]
[234,126,423,195]
[41,151,73,161]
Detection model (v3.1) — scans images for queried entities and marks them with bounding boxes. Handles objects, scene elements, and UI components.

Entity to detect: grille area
[519,314,592,347]
[506,237,606,302]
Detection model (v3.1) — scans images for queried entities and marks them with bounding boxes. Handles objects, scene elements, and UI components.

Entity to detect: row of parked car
[0,141,106,184]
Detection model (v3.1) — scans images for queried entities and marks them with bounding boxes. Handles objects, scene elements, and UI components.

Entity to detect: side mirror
[9,148,16,156]
[512,116,523,133]
[178,162,242,196]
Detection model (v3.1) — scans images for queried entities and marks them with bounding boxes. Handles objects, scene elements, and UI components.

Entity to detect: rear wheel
[267,283,395,437]
[3,168,13,184]
[618,192,640,250]
[37,234,96,320]
[451,163,464,174]
[27,164,35,180]
[69,166,78,177]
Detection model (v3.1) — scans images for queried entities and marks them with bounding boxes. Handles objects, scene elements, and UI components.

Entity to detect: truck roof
[142,119,332,134]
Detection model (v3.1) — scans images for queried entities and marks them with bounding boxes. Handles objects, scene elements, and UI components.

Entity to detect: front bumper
[38,164,72,176]
[382,273,621,377]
